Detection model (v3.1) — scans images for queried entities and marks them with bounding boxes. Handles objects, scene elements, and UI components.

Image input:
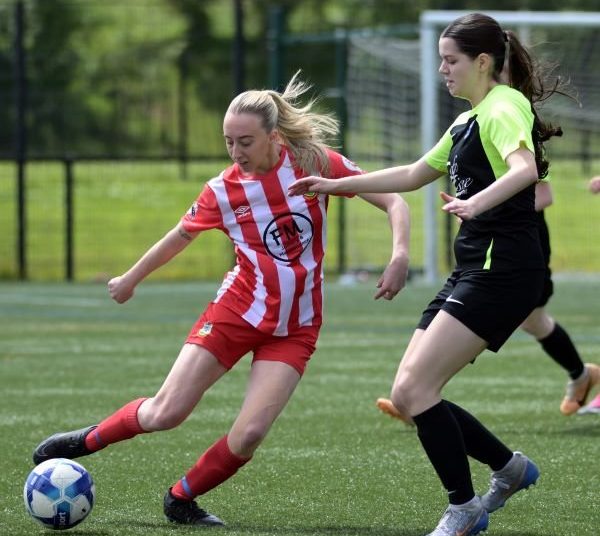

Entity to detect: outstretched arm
[357,192,410,300]
[108,222,200,303]
[440,148,538,220]
[288,157,443,196]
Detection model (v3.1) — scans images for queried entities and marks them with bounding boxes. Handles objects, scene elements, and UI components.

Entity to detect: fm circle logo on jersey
[262,212,314,263]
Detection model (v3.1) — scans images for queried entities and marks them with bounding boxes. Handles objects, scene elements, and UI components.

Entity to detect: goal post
[420,10,600,282]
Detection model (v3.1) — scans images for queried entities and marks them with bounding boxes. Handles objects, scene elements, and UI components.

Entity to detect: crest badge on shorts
[197,322,213,337]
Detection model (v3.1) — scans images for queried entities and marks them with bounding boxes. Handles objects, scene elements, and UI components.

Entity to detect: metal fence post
[14,0,27,280]
[233,0,245,96]
[335,30,348,275]
[177,50,189,181]
[267,6,285,90]
[64,158,74,281]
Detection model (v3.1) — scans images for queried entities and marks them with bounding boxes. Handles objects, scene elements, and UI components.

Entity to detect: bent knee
[141,399,190,431]
[230,422,270,456]
[520,316,541,335]
[391,375,439,416]
[390,380,415,415]
[521,309,554,339]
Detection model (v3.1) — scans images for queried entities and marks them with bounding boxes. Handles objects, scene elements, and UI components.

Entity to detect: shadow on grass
[104,522,409,535]
[102,520,551,536]
[553,422,600,437]
[52,529,115,536]
[228,526,417,536]
[207,524,550,536]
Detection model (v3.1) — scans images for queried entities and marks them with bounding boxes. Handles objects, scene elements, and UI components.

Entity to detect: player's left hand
[440,191,478,220]
[374,254,409,300]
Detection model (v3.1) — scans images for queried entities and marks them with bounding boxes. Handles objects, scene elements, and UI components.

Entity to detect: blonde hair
[226,71,339,175]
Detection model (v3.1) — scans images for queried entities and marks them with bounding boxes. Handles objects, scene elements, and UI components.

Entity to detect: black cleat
[164,488,224,526]
[33,425,98,465]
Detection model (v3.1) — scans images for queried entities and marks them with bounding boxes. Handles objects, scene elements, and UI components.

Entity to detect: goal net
[345,11,600,280]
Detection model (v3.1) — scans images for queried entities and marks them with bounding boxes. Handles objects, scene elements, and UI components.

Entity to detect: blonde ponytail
[227,71,339,175]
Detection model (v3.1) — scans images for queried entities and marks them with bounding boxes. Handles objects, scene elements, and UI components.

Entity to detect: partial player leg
[393,314,488,531]
[33,343,227,464]
[561,364,600,415]
[577,392,600,415]
[376,329,427,426]
[520,307,600,415]
[166,360,302,525]
[392,312,535,533]
[376,397,414,425]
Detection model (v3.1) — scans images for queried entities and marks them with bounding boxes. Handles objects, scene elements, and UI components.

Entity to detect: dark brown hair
[442,13,565,178]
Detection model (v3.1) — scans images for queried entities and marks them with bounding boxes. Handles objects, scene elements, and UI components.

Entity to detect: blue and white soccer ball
[24,458,95,530]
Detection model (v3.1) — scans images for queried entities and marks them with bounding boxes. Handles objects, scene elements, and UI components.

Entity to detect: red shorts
[185,302,319,376]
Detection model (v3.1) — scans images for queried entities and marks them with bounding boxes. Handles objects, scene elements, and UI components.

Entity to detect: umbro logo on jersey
[187,202,198,218]
[234,205,251,217]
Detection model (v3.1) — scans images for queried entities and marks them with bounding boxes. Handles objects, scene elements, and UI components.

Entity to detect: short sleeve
[424,128,453,173]
[323,150,364,198]
[326,150,364,178]
[181,183,224,233]
[487,99,534,161]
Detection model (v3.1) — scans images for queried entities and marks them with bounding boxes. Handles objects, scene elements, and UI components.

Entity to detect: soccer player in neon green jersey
[289,12,569,536]
[378,179,600,421]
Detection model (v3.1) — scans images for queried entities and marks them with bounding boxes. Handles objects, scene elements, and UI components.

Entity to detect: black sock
[412,401,474,505]
[540,323,585,380]
[445,400,513,471]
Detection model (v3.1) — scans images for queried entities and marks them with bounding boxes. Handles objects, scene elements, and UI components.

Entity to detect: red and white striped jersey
[181,147,363,336]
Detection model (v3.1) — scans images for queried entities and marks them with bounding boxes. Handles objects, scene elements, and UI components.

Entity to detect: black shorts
[417,268,545,352]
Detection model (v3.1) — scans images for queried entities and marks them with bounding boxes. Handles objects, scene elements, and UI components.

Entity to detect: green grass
[1,158,599,281]
[1,279,599,535]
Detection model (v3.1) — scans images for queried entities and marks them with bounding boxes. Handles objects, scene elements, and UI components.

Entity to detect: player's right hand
[288,176,334,196]
[108,275,135,303]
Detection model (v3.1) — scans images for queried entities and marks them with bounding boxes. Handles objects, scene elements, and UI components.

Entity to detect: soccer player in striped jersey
[289,13,570,536]
[31,72,410,526]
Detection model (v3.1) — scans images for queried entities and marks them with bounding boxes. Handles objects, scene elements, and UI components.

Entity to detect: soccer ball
[24,458,95,530]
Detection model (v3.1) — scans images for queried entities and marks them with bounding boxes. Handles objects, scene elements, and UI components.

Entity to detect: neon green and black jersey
[425,84,544,272]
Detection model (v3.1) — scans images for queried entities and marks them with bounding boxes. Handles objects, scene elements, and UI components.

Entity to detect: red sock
[171,435,251,500]
[84,398,148,452]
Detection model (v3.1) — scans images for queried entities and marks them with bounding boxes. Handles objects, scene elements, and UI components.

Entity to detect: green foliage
[1,280,599,535]
[2,0,598,158]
